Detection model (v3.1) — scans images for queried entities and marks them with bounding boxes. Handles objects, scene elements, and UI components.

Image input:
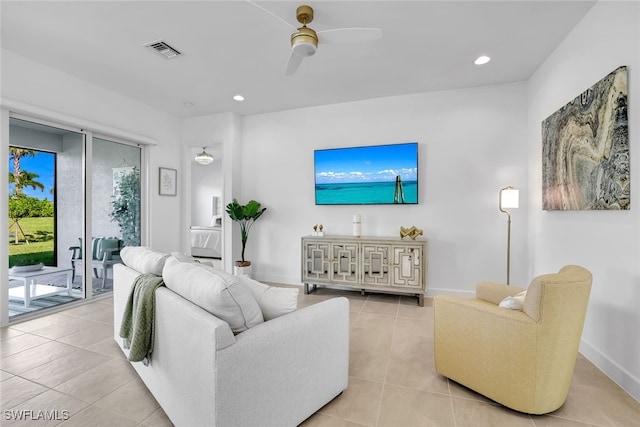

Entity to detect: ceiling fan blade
[316,28,383,44]
[246,0,298,31]
[285,50,304,76]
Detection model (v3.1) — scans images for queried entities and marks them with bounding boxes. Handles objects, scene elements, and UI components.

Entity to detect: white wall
[527,1,640,401]
[241,82,529,290]
[1,49,183,253]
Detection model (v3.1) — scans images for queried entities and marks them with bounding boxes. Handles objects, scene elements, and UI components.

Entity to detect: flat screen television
[314,142,418,205]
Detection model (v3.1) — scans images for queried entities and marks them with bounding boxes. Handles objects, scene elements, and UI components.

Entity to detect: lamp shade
[194,147,214,165]
[500,187,519,210]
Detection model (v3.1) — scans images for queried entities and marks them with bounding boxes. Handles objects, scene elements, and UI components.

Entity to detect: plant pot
[234,261,251,277]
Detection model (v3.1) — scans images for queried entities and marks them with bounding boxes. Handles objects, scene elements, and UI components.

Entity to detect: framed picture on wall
[159,167,177,196]
[541,66,629,210]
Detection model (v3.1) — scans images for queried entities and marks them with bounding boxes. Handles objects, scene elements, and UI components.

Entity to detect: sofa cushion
[120,246,169,276]
[170,252,199,263]
[163,255,263,333]
[238,276,299,320]
[169,252,216,267]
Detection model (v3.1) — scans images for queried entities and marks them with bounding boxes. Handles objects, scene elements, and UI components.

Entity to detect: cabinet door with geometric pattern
[302,240,331,282]
[390,245,423,288]
[361,243,391,286]
[330,242,359,284]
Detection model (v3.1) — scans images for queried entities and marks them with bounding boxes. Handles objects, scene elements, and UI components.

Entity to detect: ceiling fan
[248,1,383,76]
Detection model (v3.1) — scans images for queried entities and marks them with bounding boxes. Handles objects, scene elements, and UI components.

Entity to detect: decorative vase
[352,214,361,238]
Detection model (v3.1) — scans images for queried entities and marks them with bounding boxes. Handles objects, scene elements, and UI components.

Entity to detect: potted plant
[110,167,141,247]
[225,199,267,275]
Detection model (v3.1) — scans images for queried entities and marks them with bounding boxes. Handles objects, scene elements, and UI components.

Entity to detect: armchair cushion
[90,237,101,259]
[74,237,122,261]
[96,238,121,260]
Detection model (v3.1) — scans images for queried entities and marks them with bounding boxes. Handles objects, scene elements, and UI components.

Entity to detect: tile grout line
[372,297,400,427]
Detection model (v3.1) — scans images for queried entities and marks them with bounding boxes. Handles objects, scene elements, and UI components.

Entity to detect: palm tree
[8,171,45,195]
[9,147,37,195]
[8,148,43,244]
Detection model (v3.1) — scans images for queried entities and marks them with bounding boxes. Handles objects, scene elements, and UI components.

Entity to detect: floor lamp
[499,186,519,285]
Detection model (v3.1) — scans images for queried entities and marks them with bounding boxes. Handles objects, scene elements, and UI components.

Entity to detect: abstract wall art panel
[542,66,629,210]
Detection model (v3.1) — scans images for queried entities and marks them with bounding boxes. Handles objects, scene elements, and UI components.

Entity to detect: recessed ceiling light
[474,55,491,65]
[233,94,245,102]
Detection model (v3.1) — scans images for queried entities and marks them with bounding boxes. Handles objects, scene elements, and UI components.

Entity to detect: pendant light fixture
[194,147,214,165]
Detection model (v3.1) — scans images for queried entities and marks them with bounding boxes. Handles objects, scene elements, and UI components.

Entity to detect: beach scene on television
[315,142,418,205]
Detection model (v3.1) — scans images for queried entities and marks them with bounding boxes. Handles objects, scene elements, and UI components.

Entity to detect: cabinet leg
[361,289,366,296]
[304,283,310,295]
[418,294,424,307]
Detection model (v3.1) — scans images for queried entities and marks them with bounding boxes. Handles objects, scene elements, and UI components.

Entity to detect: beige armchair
[434,265,592,414]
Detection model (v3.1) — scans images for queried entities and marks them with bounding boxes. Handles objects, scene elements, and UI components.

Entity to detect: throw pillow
[120,246,169,276]
[238,276,299,321]
[498,290,527,310]
[163,255,264,333]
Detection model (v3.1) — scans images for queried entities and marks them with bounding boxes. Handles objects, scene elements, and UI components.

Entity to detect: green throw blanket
[119,274,165,365]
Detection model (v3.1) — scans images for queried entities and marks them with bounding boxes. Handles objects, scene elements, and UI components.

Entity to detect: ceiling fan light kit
[291,31,318,57]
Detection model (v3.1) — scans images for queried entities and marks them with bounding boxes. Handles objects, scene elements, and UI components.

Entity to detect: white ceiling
[1,1,595,118]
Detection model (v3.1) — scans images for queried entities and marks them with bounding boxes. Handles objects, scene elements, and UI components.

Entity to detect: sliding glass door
[7,118,85,319]
[88,137,141,293]
[5,119,143,322]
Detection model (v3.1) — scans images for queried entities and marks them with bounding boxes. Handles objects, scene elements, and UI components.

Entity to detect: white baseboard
[426,287,475,298]
[250,281,478,298]
[252,273,301,286]
[579,338,640,402]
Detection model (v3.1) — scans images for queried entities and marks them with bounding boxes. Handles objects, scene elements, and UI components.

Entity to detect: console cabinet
[301,235,427,306]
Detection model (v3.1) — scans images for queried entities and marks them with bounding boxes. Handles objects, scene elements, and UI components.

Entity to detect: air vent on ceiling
[143,40,181,59]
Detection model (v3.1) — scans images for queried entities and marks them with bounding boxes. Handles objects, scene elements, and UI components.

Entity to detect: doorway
[189,144,223,268]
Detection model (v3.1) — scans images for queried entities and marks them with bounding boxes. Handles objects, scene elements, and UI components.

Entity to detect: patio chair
[69,237,123,289]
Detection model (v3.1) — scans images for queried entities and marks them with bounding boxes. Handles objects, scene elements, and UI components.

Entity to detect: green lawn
[8,217,55,267]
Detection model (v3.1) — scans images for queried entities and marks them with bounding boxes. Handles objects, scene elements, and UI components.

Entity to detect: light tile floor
[1,287,639,426]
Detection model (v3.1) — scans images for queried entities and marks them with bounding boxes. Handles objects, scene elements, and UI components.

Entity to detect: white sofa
[113,252,349,427]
